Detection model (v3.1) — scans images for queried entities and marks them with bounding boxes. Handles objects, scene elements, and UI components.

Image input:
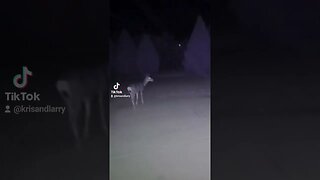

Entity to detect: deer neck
[143,80,149,86]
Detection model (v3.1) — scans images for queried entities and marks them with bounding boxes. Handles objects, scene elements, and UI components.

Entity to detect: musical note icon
[13,66,33,88]
[113,82,120,90]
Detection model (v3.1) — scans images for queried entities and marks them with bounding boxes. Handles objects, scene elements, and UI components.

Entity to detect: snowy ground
[1,71,210,180]
[110,72,211,180]
[7,52,320,179]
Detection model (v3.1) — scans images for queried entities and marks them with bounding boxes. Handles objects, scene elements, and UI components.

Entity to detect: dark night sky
[2,0,320,67]
[110,0,210,41]
[2,0,108,68]
[217,0,320,52]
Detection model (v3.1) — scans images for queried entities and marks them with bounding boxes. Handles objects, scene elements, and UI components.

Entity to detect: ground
[110,72,210,180]
[2,71,210,180]
[4,51,320,179]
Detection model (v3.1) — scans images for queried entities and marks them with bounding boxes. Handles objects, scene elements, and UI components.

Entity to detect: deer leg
[83,98,91,139]
[66,101,81,146]
[130,93,135,109]
[141,91,144,104]
[135,92,139,105]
